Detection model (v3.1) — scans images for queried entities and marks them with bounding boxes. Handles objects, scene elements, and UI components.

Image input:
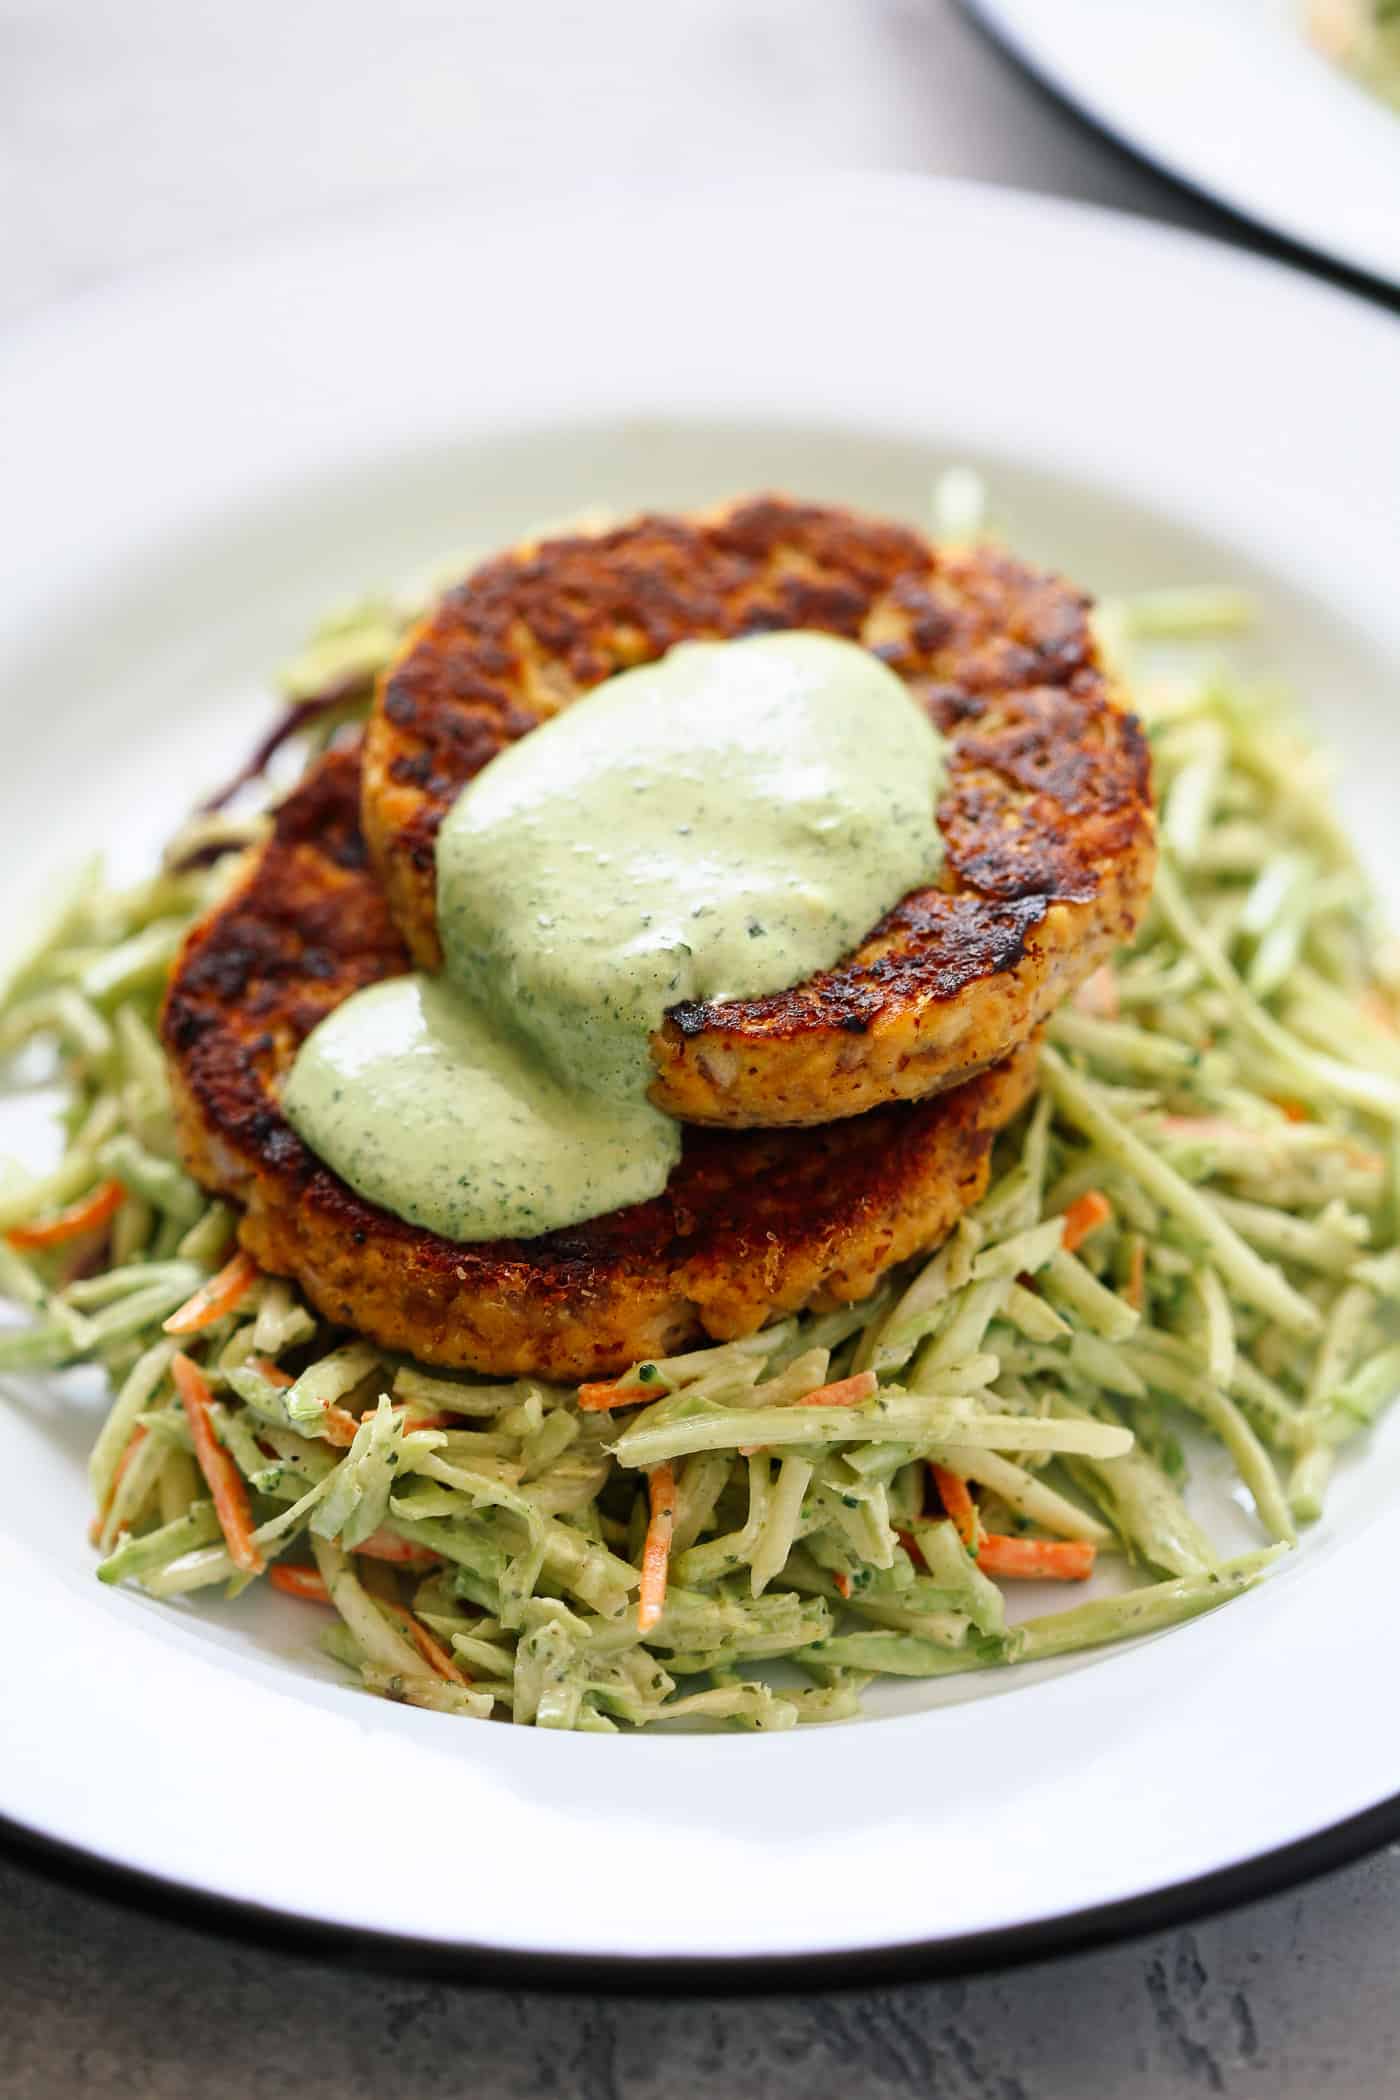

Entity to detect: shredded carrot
[976,1535,1096,1581]
[172,1351,265,1575]
[1060,1189,1113,1253]
[269,1564,331,1604]
[795,1370,878,1409]
[275,1548,462,1678]
[1271,1097,1312,1124]
[637,1461,677,1634]
[246,1355,293,1388]
[111,1423,148,1493]
[737,1369,880,1454]
[1161,1115,1247,1143]
[833,1570,853,1601]
[88,1422,149,1545]
[163,1250,260,1335]
[1362,990,1398,1035]
[8,1177,125,1251]
[350,1405,457,1433]
[353,1529,441,1568]
[405,1616,470,1685]
[245,1360,358,1444]
[929,1462,979,1550]
[1346,1145,1386,1173]
[1125,1238,1146,1312]
[577,1379,655,1412]
[1073,964,1120,1021]
[240,1354,359,1443]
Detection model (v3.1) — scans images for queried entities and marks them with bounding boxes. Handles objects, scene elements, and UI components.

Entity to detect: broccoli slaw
[0,532,1396,1732]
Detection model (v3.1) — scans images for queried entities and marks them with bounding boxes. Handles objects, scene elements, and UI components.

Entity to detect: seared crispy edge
[161,745,1039,1379]
[362,497,1153,1127]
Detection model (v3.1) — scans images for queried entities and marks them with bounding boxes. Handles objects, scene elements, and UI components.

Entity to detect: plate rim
[4,1788,1398,1991]
[3,171,1400,1976]
[966,0,1400,294]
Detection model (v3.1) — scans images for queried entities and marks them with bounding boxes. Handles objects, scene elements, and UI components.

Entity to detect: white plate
[2,176,1399,1980]
[970,0,1400,290]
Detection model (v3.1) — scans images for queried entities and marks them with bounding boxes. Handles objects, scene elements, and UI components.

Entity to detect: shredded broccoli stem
[0,561,1395,1730]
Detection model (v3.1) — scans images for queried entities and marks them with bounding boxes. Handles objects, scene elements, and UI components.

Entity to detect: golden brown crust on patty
[161,746,1038,1379]
[362,497,1154,1128]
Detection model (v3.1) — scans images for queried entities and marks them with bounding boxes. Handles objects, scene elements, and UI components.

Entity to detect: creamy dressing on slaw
[283,632,946,1240]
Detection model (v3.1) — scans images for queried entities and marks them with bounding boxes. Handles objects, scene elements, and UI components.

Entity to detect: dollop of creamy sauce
[284,632,946,1241]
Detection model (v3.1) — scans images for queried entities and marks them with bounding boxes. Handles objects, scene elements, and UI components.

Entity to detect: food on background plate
[1,482,1395,1731]
[1308,0,1400,106]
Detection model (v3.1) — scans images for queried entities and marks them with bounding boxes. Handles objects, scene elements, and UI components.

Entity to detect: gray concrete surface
[1,1845,1397,2098]
[3,4,1398,2095]
[0,0,1222,331]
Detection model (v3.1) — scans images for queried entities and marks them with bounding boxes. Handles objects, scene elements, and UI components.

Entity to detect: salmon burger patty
[160,744,1038,1379]
[363,496,1154,1129]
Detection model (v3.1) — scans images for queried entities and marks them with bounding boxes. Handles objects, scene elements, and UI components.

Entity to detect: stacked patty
[161,498,1155,1376]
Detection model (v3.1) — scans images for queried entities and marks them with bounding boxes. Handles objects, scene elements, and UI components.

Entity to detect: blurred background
[2,0,1227,328]
[3,4,1396,2097]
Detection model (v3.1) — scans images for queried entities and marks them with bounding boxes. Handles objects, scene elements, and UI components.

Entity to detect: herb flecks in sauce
[284,633,947,1241]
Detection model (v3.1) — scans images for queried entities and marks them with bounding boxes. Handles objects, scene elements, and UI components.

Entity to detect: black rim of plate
[961,0,1400,308]
[4,1788,1400,1994]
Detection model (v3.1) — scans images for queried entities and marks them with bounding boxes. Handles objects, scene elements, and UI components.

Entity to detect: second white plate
[971,0,1400,289]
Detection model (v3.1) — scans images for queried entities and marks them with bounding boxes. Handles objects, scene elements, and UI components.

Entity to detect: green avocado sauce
[283,631,947,1242]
